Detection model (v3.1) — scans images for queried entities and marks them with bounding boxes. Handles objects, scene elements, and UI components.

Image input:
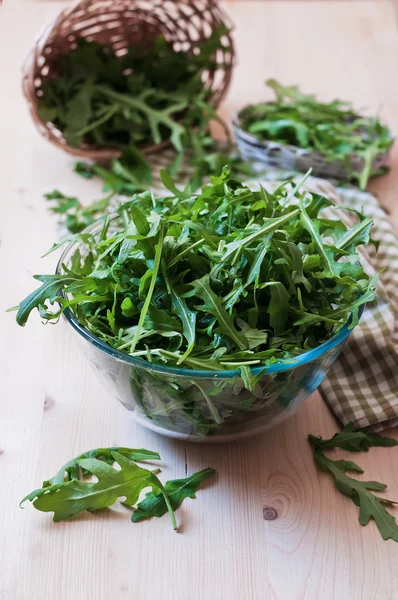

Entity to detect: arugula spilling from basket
[37,32,234,184]
[14,167,376,373]
[238,79,394,190]
[21,446,215,530]
[44,146,254,234]
[309,424,398,542]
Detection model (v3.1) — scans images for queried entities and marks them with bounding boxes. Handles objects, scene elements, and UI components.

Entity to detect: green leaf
[262,282,290,335]
[42,447,160,487]
[64,78,95,144]
[15,275,78,326]
[190,275,248,350]
[239,365,266,392]
[168,284,196,364]
[74,162,95,179]
[335,218,374,253]
[37,105,58,123]
[160,169,191,200]
[121,297,135,317]
[357,489,398,540]
[236,319,268,350]
[130,227,164,352]
[23,452,160,521]
[299,197,341,277]
[130,205,150,236]
[309,426,398,543]
[144,305,182,335]
[132,468,216,523]
[245,235,272,287]
[309,422,398,452]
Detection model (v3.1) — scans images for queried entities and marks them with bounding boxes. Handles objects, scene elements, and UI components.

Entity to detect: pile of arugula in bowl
[237,80,394,189]
[15,168,376,370]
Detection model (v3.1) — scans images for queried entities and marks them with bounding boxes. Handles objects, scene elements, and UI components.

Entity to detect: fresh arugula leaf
[131,468,215,522]
[15,275,78,326]
[309,422,398,452]
[312,449,398,542]
[168,284,197,364]
[41,447,161,487]
[21,448,216,531]
[262,282,290,335]
[190,275,248,350]
[309,425,398,542]
[45,189,113,234]
[21,451,173,523]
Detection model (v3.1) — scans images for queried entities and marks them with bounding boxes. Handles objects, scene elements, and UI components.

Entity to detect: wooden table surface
[1,1,398,599]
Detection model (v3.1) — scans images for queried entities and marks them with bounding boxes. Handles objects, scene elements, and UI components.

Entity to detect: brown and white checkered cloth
[311,180,398,431]
[85,150,398,431]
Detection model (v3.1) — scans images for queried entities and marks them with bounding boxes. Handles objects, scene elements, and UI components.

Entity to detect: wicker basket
[232,111,391,182]
[22,0,234,160]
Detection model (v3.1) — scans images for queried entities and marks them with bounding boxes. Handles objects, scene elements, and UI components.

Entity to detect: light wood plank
[1,2,398,599]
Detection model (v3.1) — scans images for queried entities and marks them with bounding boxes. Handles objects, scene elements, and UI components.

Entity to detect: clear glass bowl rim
[57,218,363,380]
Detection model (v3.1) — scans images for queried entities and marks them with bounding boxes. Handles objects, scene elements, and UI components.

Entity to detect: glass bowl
[57,229,362,443]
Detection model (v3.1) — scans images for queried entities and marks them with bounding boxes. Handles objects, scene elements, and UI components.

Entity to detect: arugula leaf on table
[21,447,216,531]
[22,451,176,527]
[45,190,113,234]
[309,425,398,542]
[309,422,398,452]
[131,468,216,523]
[40,447,161,487]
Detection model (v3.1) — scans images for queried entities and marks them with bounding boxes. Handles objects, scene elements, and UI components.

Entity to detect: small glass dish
[232,111,391,184]
[57,226,362,443]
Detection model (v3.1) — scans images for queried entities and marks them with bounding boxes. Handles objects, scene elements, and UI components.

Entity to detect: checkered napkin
[307,179,398,431]
[88,149,398,431]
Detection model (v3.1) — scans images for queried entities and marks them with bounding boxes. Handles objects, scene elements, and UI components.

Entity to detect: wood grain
[1,2,398,599]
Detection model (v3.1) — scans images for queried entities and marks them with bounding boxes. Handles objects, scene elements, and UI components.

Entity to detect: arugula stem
[281,169,312,207]
[74,104,120,137]
[190,380,223,424]
[95,85,186,146]
[168,238,205,268]
[335,218,373,251]
[358,145,378,191]
[130,226,164,352]
[159,350,221,370]
[155,485,177,531]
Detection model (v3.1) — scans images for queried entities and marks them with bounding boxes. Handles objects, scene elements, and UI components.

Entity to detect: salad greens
[21,446,215,530]
[239,79,394,189]
[14,167,376,372]
[45,146,255,235]
[132,468,216,523]
[38,31,232,179]
[309,423,398,542]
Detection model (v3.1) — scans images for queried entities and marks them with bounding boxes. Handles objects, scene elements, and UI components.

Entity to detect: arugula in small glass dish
[232,80,394,190]
[12,168,377,441]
